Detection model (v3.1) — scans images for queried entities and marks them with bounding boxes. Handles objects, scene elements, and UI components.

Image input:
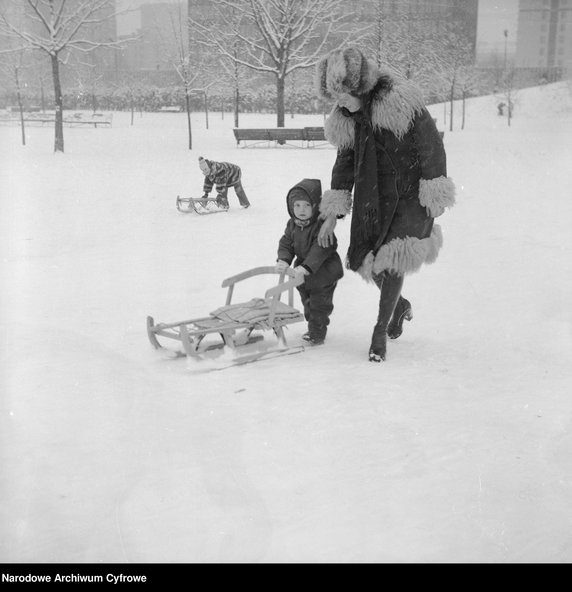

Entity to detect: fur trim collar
[324,69,426,147]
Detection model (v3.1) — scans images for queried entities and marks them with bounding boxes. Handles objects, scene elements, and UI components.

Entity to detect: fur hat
[315,47,382,100]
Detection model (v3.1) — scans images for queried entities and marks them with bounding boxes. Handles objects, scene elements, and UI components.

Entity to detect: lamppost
[504,29,509,71]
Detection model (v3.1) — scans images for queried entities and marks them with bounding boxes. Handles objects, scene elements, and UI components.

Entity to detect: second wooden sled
[147,267,305,368]
[176,195,228,215]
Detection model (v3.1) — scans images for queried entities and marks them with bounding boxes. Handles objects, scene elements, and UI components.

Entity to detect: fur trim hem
[418,176,456,217]
[319,189,352,218]
[356,225,444,282]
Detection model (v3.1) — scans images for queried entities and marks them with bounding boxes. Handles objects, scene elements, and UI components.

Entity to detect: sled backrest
[221,267,303,326]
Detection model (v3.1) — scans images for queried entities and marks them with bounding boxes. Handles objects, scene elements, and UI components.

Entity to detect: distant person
[498,102,506,116]
[198,156,250,209]
[275,179,344,346]
[315,46,456,362]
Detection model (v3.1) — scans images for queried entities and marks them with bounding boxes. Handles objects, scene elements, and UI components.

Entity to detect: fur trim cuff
[419,176,456,217]
[356,225,444,281]
[319,189,352,218]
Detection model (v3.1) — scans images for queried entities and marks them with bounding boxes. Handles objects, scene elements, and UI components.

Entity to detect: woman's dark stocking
[369,272,404,362]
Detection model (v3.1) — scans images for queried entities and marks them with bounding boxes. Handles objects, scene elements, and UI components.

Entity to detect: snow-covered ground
[1,81,572,563]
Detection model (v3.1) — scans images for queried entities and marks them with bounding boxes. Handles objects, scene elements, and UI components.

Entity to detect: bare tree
[154,1,222,149]
[496,67,519,127]
[0,0,131,152]
[216,49,246,128]
[364,1,444,88]
[163,1,201,149]
[190,0,353,127]
[0,48,29,145]
[435,23,474,132]
[456,64,483,130]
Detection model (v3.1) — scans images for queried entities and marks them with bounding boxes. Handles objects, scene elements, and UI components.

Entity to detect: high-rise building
[347,0,480,54]
[515,0,572,70]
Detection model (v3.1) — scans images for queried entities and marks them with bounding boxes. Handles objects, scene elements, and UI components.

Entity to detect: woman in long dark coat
[315,47,456,362]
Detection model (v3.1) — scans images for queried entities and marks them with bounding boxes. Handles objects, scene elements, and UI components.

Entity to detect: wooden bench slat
[233,127,327,147]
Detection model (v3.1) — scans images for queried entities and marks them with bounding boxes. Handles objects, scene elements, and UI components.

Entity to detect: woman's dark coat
[319,68,456,281]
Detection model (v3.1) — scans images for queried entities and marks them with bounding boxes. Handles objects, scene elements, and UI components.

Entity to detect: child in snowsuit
[276,179,343,345]
[198,156,250,209]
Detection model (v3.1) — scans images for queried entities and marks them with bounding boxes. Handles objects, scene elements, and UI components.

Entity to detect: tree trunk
[204,91,209,129]
[234,86,239,128]
[185,90,192,150]
[449,83,454,132]
[276,75,285,128]
[40,81,46,113]
[461,91,466,130]
[15,67,26,146]
[50,53,64,152]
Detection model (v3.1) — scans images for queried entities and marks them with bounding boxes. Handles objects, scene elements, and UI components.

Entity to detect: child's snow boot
[302,323,326,346]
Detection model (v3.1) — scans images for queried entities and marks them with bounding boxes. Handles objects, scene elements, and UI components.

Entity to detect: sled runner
[176,195,229,215]
[147,266,306,369]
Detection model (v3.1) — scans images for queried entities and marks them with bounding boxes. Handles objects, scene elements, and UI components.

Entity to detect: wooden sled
[147,267,305,368]
[176,195,228,215]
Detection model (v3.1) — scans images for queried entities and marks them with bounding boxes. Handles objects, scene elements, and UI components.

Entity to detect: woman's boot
[387,296,413,340]
[369,272,404,362]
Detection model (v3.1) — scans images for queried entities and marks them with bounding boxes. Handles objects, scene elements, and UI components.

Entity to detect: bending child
[275,179,343,345]
[198,156,250,209]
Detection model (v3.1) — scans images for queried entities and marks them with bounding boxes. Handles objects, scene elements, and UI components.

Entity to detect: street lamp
[504,29,509,71]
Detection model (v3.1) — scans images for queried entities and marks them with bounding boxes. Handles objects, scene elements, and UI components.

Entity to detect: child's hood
[200,157,219,176]
[286,178,322,222]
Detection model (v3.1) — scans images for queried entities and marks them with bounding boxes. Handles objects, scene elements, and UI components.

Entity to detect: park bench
[233,126,327,148]
[8,111,113,127]
[64,112,113,127]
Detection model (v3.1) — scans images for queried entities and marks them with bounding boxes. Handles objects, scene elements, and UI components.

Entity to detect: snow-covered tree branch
[189,0,358,127]
[0,0,136,152]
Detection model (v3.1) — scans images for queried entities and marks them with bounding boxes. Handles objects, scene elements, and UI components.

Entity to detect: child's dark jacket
[277,179,344,290]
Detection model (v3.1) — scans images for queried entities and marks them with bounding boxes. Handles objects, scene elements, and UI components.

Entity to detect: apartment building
[515,0,572,69]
